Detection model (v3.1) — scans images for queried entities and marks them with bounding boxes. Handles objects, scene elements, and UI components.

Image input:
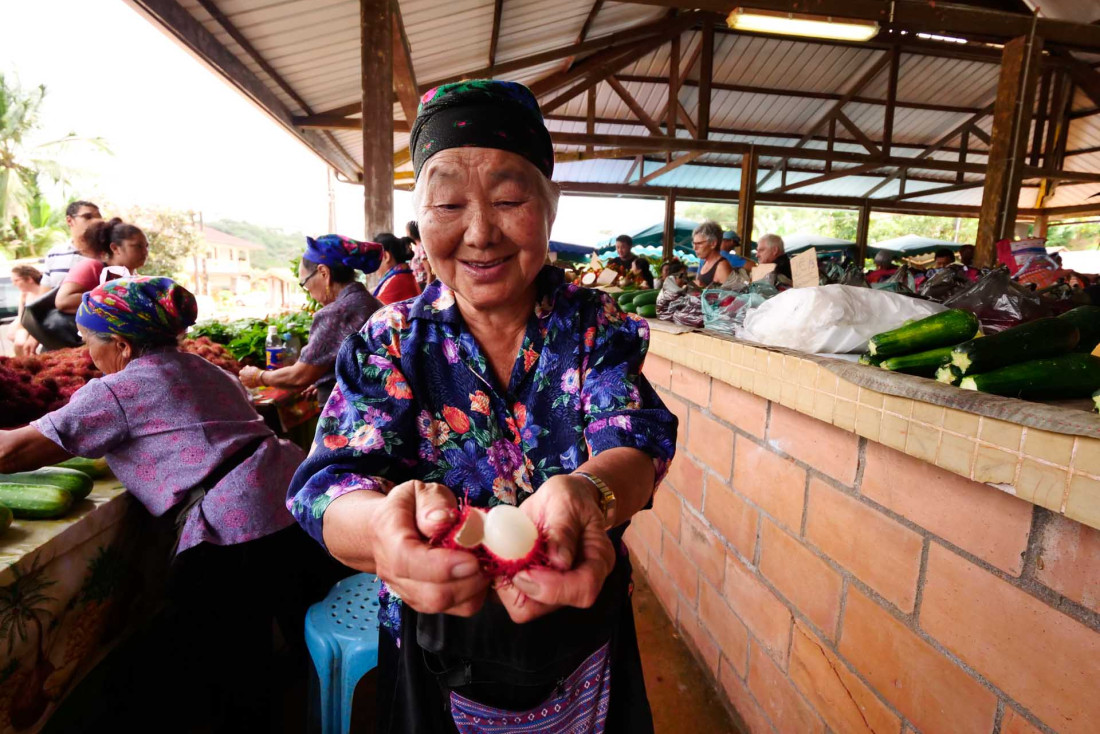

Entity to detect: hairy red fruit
[432,503,548,578]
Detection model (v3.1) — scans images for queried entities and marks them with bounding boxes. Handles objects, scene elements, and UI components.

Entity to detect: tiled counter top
[646,322,1100,532]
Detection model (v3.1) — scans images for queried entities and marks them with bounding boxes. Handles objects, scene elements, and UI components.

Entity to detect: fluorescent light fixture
[727,8,880,42]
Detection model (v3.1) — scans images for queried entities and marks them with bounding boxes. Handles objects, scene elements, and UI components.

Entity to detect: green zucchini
[621,301,637,314]
[617,291,638,306]
[951,317,1079,375]
[633,291,660,308]
[936,364,963,385]
[637,304,657,318]
[1058,306,1100,353]
[958,353,1100,399]
[1093,388,1100,413]
[858,353,885,367]
[879,346,956,376]
[0,467,93,502]
[0,504,11,535]
[867,309,980,357]
[0,484,74,519]
[56,457,110,479]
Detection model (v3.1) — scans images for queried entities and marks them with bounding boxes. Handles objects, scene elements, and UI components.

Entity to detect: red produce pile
[0,340,241,429]
[180,337,242,375]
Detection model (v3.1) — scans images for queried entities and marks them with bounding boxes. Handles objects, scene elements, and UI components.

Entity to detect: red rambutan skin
[431,503,549,579]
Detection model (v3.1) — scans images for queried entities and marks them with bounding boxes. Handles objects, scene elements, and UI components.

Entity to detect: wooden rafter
[757,53,892,190]
[488,0,504,72]
[636,151,703,185]
[889,181,984,201]
[770,163,884,195]
[835,111,880,156]
[607,76,663,136]
[967,124,991,147]
[882,45,899,157]
[391,1,419,124]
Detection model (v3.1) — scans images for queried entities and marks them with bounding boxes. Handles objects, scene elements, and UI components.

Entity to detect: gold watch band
[575,471,616,528]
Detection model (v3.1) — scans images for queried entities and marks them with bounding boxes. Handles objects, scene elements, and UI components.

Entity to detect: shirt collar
[407,265,565,326]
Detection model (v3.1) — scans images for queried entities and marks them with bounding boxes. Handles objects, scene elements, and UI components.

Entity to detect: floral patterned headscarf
[409,79,554,180]
[304,234,383,273]
[77,276,197,343]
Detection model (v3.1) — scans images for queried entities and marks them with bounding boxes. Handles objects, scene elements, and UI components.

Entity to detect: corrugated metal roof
[138,1,1099,214]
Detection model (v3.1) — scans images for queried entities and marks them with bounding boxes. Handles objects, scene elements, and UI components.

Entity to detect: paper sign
[751,263,776,282]
[791,247,819,288]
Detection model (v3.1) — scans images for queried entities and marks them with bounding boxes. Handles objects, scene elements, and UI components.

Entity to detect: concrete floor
[632,571,744,734]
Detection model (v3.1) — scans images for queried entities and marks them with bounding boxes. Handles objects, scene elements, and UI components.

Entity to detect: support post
[362,0,394,238]
[976,34,1044,267]
[883,46,899,157]
[586,87,596,154]
[737,147,758,255]
[856,202,871,265]
[662,192,677,262]
[667,32,680,138]
[699,22,713,140]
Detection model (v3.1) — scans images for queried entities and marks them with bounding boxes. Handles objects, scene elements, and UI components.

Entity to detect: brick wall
[629,354,1100,734]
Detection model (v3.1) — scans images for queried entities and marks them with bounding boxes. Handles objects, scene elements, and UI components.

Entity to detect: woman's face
[80,328,132,374]
[417,148,552,313]
[110,233,149,271]
[693,234,717,259]
[298,261,334,305]
[11,275,39,294]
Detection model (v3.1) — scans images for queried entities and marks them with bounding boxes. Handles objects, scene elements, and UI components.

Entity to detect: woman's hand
[496,474,615,624]
[238,366,263,388]
[365,480,491,617]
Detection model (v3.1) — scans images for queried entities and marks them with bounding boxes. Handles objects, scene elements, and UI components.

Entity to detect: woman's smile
[458,254,514,280]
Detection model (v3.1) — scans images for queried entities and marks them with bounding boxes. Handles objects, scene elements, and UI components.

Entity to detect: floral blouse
[298,282,382,395]
[287,266,678,633]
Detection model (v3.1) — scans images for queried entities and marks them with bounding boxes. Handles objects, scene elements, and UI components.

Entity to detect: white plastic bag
[741,284,946,354]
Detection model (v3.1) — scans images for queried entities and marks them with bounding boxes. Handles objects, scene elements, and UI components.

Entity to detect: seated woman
[630,257,655,288]
[55,218,149,314]
[287,80,678,733]
[239,234,384,403]
[9,265,50,355]
[692,221,733,288]
[372,233,421,304]
[0,277,345,731]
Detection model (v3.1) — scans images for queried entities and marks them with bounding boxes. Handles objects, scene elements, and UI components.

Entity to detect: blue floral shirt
[287,266,678,634]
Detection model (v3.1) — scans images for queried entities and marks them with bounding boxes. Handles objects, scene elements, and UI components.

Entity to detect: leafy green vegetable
[188,311,312,365]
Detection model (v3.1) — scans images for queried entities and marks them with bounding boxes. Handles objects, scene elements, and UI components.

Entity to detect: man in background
[756,233,791,280]
[719,231,749,270]
[606,234,637,271]
[42,200,101,287]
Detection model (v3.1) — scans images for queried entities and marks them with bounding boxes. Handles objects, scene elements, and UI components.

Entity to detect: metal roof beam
[123,0,360,179]
[625,0,1100,53]
[613,75,987,116]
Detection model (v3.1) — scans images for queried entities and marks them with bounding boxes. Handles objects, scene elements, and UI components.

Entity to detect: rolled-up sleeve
[286,312,418,547]
[581,298,678,487]
[31,379,129,458]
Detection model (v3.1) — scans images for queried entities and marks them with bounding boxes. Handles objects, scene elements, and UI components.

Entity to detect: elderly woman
[288,80,677,733]
[239,234,383,402]
[692,220,733,288]
[0,277,345,730]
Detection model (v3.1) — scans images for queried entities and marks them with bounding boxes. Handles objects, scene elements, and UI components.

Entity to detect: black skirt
[376,546,654,734]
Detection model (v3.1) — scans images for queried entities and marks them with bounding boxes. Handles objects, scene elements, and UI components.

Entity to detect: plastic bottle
[265,325,287,370]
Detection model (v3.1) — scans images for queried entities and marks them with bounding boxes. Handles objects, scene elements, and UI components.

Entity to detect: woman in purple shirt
[239,234,384,403]
[0,277,345,731]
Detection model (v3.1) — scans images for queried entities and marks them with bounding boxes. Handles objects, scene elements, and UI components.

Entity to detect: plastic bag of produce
[837,262,870,288]
[918,265,972,302]
[942,267,1051,333]
[872,263,915,295]
[701,280,773,336]
[656,278,704,327]
[741,284,945,353]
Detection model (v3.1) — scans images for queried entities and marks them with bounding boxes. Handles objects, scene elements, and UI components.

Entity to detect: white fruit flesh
[480,504,539,560]
[452,508,485,548]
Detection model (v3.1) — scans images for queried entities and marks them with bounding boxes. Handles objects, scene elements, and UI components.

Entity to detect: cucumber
[936,364,963,385]
[858,353,885,367]
[637,304,657,318]
[621,301,637,313]
[959,353,1100,399]
[1058,306,1100,353]
[879,346,956,376]
[0,504,10,535]
[633,291,659,308]
[867,309,980,357]
[1094,388,1100,413]
[617,291,638,306]
[56,457,111,479]
[0,484,74,519]
[951,317,1079,375]
[0,467,93,502]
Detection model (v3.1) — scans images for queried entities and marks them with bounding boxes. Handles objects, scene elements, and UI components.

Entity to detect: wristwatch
[575,471,616,528]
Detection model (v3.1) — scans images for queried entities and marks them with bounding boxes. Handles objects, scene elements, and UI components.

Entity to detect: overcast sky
[1,0,663,244]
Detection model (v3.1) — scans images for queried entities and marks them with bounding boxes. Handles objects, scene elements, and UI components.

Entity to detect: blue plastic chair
[304,572,383,734]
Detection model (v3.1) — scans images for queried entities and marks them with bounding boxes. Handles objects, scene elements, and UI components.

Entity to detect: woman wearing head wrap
[0,277,347,731]
[372,232,422,304]
[239,234,383,403]
[287,80,677,733]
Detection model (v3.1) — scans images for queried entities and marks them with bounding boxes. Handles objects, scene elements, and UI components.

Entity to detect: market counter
[0,480,167,733]
[627,321,1100,734]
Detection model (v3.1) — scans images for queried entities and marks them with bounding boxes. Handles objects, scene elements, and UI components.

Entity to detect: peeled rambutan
[432,503,548,579]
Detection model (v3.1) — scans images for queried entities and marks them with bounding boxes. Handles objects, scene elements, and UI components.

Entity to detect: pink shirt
[63,258,104,291]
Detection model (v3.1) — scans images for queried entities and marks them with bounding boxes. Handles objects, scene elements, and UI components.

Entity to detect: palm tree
[0,561,58,730]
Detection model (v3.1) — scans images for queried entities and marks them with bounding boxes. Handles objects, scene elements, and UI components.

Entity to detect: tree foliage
[126,206,201,278]
[206,218,308,269]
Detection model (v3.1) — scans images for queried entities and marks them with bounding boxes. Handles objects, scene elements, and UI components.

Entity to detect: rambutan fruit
[432,503,548,578]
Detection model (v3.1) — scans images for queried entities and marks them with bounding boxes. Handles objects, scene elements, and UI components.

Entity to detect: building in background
[187,225,263,296]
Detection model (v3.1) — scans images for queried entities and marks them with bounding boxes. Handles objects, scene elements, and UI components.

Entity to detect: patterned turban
[77,276,198,343]
[304,234,383,273]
